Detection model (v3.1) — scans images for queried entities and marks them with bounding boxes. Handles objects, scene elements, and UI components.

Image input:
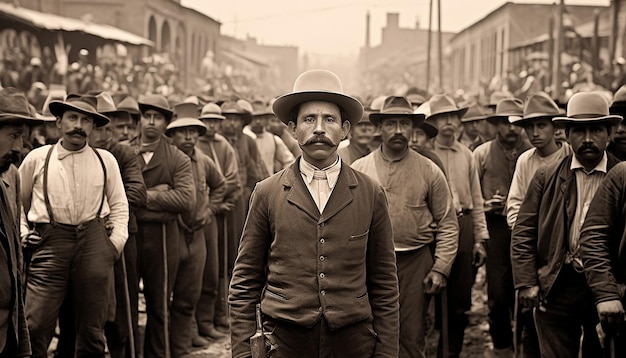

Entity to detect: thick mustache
[578,145,599,153]
[66,129,87,137]
[304,136,334,146]
[390,134,408,142]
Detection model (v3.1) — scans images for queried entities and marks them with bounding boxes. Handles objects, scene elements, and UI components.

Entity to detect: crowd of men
[1,65,626,358]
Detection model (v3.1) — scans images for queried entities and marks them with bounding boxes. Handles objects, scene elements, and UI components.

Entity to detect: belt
[35,217,102,231]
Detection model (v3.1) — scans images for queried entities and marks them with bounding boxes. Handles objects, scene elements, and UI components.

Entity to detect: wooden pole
[592,9,600,81]
[547,14,555,92]
[610,0,621,72]
[437,0,443,92]
[426,0,433,92]
[552,0,564,100]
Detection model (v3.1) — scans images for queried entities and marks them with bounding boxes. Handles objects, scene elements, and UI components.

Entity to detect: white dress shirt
[299,156,341,213]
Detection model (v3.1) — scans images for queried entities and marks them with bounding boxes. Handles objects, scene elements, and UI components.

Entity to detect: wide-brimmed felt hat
[369,95,387,112]
[461,103,487,123]
[488,91,514,109]
[553,92,622,125]
[369,96,425,126]
[272,69,363,125]
[138,94,173,121]
[251,100,273,117]
[221,100,253,125]
[510,92,560,126]
[0,87,43,126]
[166,102,207,136]
[115,96,140,122]
[356,109,373,125]
[49,94,110,127]
[486,98,524,125]
[406,93,426,106]
[40,89,67,121]
[199,103,225,120]
[419,121,438,138]
[427,94,469,119]
[95,92,118,115]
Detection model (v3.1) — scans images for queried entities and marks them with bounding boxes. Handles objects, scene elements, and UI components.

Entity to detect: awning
[0,3,154,47]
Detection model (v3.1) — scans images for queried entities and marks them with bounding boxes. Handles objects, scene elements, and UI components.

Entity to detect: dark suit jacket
[0,180,30,356]
[579,162,626,305]
[512,153,620,298]
[229,159,399,358]
[129,136,195,223]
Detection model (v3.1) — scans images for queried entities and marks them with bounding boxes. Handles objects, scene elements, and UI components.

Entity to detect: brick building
[448,1,605,91]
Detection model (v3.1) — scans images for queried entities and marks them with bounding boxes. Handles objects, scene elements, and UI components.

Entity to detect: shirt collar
[434,139,461,151]
[56,141,90,160]
[571,151,608,174]
[299,155,341,189]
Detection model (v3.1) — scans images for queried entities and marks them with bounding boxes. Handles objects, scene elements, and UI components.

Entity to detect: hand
[22,230,43,251]
[597,300,625,337]
[104,220,114,237]
[423,271,446,295]
[472,242,487,267]
[519,286,540,309]
[217,202,235,214]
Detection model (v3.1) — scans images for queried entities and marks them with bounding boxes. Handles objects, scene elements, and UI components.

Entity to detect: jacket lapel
[320,164,356,222]
[559,157,576,231]
[142,138,166,173]
[283,161,320,221]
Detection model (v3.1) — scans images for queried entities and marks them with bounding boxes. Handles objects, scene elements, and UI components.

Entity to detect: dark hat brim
[369,112,426,127]
[138,103,174,121]
[510,113,559,126]
[427,106,469,120]
[48,101,110,127]
[273,91,364,125]
[461,115,486,123]
[222,111,253,126]
[420,121,438,138]
[486,113,524,125]
[0,113,43,126]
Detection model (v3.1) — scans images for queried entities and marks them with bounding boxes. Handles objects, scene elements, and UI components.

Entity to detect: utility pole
[426,0,433,92]
[437,0,443,92]
[610,0,621,72]
[551,0,564,100]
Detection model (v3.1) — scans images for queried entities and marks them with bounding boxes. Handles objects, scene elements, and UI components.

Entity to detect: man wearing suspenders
[19,94,129,357]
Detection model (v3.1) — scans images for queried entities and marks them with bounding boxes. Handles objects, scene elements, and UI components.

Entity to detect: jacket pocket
[349,230,369,241]
[264,288,287,301]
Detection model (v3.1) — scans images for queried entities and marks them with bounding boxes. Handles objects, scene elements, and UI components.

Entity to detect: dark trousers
[485,214,514,350]
[397,246,434,358]
[437,214,476,357]
[55,234,139,358]
[25,221,116,358]
[195,219,219,334]
[519,309,540,358]
[170,229,206,357]
[137,221,180,358]
[534,264,602,357]
[263,316,377,358]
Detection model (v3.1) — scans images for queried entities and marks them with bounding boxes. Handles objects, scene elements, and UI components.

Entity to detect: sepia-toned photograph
[1,0,625,357]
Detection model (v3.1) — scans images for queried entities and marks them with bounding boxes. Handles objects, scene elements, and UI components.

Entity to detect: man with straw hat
[166,102,226,354]
[512,92,622,357]
[427,94,490,357]
[129,94,195,358]
[230,69,399,357]
[353,95,458,358]
[19,93,129,357]
[196,102,241,335]
[0,88,42,357]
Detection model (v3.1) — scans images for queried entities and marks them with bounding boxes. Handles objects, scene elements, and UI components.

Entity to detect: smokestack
[366,11,371,48]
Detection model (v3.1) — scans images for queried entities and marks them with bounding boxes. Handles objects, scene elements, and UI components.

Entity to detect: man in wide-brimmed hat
[230,70,399,358]
[426,94,489,357]
[243,100,295,174]
[473,97,532,356]
[129,93,195,358]
[0,88,43,357]
[504,92,572,357]
[166,102,227,354]
[337,107,376,165]
[19,93,129,358]
[459,103,488,151]
[607,85,626,160]
[353,95,457,358]
[512,91,623,357]
[195,102,241,336]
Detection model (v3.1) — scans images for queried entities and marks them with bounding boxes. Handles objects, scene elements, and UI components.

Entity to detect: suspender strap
[43,144,56,224]
[42,144,108,224]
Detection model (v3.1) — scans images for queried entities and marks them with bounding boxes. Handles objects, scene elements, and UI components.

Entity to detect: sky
[182,0,610,56]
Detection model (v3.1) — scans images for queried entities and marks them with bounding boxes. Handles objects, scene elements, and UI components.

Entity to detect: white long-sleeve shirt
[243,127,295,175]
[506,143,572,228]
[19,142,129,253]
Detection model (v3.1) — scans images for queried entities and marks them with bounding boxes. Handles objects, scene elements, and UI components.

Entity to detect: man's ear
[341,121,351,140]
[288,121,297,137]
